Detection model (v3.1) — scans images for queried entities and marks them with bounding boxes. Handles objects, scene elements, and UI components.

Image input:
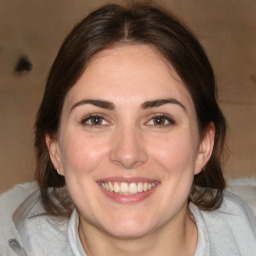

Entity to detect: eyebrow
[70,99,115,112]
[141,98,187,112]
[70,98,187,112]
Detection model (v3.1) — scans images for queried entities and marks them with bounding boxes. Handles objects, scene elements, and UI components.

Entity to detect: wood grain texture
[0,0,255,193]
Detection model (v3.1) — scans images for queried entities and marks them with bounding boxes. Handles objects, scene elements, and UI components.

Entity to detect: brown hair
[35,2,226,217]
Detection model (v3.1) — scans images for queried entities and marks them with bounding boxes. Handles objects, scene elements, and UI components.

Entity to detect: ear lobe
[45,133,64,175]
[195,123,215,175]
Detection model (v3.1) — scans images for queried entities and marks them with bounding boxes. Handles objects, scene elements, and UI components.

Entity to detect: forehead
[64,44,194,111]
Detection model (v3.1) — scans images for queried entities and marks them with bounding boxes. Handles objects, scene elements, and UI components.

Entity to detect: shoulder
[209,190,256,235]
[226,177,256,216]
[0,183,73,255]
[191,191,256,255]
[217,191,256,231]
[221,190,256,217]
[0,182,39,218]
[0,182,39,256]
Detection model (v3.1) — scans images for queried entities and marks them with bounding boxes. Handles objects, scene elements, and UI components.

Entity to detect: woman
[1,2,256,256]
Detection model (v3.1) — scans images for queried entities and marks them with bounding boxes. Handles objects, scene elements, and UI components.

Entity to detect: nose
[109,126,148,169]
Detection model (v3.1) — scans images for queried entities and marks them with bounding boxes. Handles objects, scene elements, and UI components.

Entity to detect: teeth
[108,182,114,192]
[129,183,137,194]
[100,181,156,195]
[137,182,143,192]
[114,182,120,193]
[120,182,128,194]
[143,183,148,192]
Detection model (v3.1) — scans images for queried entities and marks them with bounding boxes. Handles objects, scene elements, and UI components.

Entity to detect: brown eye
[148,115,175,126]
[82,115,107,126]
[153,116,166,125]
[90,116,103,125]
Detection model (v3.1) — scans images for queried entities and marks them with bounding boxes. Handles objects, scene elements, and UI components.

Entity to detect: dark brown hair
[35,2,226,217]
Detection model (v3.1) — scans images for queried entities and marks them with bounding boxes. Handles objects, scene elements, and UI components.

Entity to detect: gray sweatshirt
[1,182,256,256]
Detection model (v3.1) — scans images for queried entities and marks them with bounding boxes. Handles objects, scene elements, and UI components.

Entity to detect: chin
[108,225,152,239]
[102,215,156,239]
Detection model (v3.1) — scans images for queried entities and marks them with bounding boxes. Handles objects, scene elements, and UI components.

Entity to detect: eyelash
[81,114,175,127]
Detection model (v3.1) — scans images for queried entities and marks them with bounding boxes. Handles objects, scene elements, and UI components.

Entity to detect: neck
[78,206,198,256]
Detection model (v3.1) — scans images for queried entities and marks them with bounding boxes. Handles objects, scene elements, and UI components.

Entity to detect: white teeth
[129,183,137,194]
[137,182,143,192]
[120,182,129,194]
[101,181,156,195]
[108,182,114,192]
[114,182,120,193]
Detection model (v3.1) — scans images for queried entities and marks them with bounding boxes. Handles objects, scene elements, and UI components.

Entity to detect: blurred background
[0,0,255,194]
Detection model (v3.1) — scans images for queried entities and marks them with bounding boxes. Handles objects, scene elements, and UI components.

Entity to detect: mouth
[97,177,159,203]
[99,181,157,195]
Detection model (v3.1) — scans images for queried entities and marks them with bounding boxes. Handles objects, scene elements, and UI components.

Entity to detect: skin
[46,45,214,256]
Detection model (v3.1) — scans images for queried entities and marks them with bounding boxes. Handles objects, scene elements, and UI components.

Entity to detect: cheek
[149,132,197,173]
[60,133,109,176]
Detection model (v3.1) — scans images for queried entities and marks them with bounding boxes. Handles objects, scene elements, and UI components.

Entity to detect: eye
[81,115,108,126]
[147,115,175,126]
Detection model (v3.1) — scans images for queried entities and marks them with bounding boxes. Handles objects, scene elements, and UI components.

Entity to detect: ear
[45,133,64,176]
[194,123,215,175]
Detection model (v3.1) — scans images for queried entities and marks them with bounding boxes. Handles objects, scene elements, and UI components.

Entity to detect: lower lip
[98,184,157,204]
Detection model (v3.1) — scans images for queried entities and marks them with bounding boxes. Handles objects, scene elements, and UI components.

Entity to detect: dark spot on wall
[15,56,33,73]
[250,74,256,85]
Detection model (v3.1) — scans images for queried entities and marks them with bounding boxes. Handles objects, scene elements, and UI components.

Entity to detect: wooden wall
[0,0,255,193]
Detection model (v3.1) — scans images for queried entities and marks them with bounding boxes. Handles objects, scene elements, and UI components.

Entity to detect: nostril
[15,56,33,73]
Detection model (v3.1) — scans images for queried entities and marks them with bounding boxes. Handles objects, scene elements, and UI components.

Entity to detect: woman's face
[48,45,213,238]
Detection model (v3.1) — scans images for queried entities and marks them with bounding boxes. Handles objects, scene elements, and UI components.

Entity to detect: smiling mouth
[99,181,157,195]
